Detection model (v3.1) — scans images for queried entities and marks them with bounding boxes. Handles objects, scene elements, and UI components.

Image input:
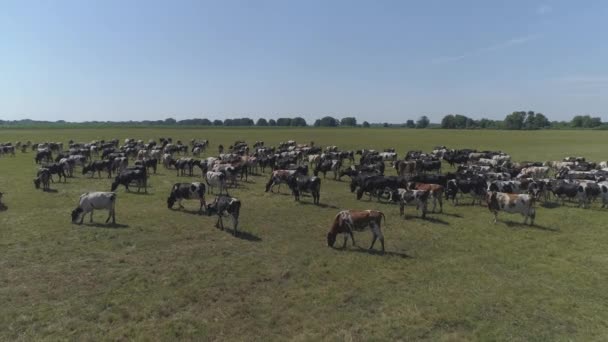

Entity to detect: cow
[551,180,588,207]
[517,166,550,179]
[111,168,147,193]
[408,182,443,213]
[134,158,158,174]
[167,182,206,213]
[286,175,321,204]
[486,191,536,225]
[206,195,241,235]
[41,163,67,183]
[415,160,442,174]
[314,159,341,180]
[393,160,417,177]
[265,169,297,193]
[356,175,406,201]
[205,171,228,195]
[389,188,429,219]
[327,210,386,252]
[378,152,398,162]
[445,177,486,205]
[33,169,51,191]
[71,192,117,225]
[83,160,113,178]
[599,181,608,208]
[35,150,52,164]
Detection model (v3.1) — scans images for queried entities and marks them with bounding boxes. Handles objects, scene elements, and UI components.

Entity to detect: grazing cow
[206,195,241,235]
[112,157,129,173]
[83,160,113,178]
[134,158,158,174]
[326,210,386,252]
[41,163,67,183]
[33,169,51,191]
[265,169,297,193]
[486,191,536,225]
[111,168,147,192]
[167,182,206,212]
[286,175,321,204]
[408,182,443,213]
[206,171,228,195]
[389,188,429,219]
[71,192,117,224]
[379,152,398,162]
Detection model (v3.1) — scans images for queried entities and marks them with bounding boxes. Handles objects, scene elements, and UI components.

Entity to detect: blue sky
[2,0,608,123]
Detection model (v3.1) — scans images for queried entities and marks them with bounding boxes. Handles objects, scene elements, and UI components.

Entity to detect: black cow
[356,176,406,201]
[287,175,321,204]
[134,158,158,174]
[206,195,241,235]
[42,163,67,183]
[445,177,486,205]
[111,167,147,192]
[83,160,113,178]
[415,160,442,174]
[35,150,52,164]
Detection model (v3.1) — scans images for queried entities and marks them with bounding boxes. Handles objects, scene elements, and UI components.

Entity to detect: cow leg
[492,211,498,224]
[178,199,184,209]
[215,216,220,229]
[400,202,405,217]
[105,210,112,223]
[342,234,348,248]
[89,210,94,223]
[438,195,443,213]
[232,215,238,235]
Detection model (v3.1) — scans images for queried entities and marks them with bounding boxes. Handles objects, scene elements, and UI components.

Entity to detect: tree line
[0,112,604,129]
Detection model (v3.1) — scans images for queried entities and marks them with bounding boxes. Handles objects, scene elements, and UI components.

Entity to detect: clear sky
[2,0,608,123]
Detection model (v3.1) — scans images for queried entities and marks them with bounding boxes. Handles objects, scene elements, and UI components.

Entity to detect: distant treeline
[1,112,606,130]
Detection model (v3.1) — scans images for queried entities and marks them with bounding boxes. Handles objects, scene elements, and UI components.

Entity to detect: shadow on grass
[337,246,412,258]
[80,222,129,229]
[123,191,153,195]
[221,228,262,242]
[171,208,204,215]
[403,215,450,225]
[43,189,59,193]
[0,204,7,211]
[298,201,339,209]
[434,211,462,218]
[503,220,559,231]
[541,202,561,209]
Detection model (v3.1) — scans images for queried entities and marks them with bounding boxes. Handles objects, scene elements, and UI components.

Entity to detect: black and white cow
[83,160,113,178]
[33,168,51,191]
[111,167,147,192]
[206,195,241,235]
[286,175,321,204]
[486,191,535,225]
[389,188,430,219]
[71,192,117,224]
[167,182,206,212]
[206,171,228,195]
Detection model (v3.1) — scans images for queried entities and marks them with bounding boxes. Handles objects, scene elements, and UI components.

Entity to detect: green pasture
[1,128,607,341]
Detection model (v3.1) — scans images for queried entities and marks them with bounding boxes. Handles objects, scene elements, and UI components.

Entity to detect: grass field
[1,128,608,341]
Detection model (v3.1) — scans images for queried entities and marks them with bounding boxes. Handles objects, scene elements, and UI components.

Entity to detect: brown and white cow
[486,191,536,225]
[264,169,296,193]
[393,160,417,177]
[327,210,386,252]
[408,182,443,213]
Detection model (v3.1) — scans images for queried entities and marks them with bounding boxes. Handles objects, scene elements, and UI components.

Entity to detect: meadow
[1,127,608,341]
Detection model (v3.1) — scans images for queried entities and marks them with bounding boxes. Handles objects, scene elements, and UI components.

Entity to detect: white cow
[71,192,117,224]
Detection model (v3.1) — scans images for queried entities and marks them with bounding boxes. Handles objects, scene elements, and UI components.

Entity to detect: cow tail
[380,211,387,229]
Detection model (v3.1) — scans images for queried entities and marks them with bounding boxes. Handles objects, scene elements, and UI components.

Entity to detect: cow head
[206,202,218,216]
[486,191,499,211]
[71,207,84,223]
[167,195,176,209]
[327,232,337,247]
[110,180,120,192]
[33,178,41,189]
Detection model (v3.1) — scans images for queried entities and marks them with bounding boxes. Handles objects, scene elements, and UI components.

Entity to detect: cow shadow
[123,191,152,196]
[437,212,462,218]
[81,222,129,229]
[223,228,262,242]
[338,246,412,258]
[503,221,559,231]
[541,202,560,209]
[43,189,59,193]
[171,208,204,215]
[0,203,7,211]
[297,201,339,209]
[402,215,450,225]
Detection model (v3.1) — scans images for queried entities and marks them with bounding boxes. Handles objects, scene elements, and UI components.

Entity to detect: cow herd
[2,138,608,253]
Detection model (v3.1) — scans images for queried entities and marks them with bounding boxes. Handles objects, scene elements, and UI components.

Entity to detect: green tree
[268,119,277,126]
[362,121,370,128]
[291,117,307,126]
[441,115,456,129]
[313,119,321,127]
[276,118,292,126]
[406,120,415,128]
[416,116,430,128]
[504,111,526,130]
[319,116,339,127]
[256,118,268,126]
[340,117,357,126]
[164,118,177,125]
[213,119,223,126]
